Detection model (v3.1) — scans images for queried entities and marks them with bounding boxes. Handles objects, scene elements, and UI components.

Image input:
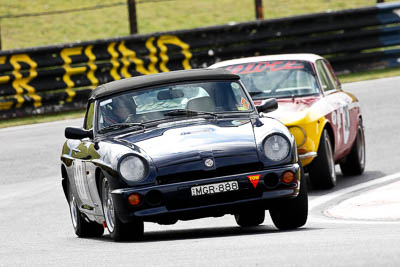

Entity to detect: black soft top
[89,68,240,100]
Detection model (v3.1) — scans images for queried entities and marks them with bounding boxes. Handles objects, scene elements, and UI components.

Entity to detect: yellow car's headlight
[288,126,306,147]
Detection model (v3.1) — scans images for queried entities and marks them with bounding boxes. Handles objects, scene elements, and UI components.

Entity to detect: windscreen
[97,81,252,131]
[224,60,319,99]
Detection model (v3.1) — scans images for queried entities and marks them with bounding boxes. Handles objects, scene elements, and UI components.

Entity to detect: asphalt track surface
[1,77,399,266]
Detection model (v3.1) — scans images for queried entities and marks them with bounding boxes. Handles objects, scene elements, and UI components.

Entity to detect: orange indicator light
[282,171,295,184]
[297,147,308,154]
[128,193,141,206]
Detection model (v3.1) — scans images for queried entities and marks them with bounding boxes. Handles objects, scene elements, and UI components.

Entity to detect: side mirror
[256,98,278,113]
[65,127,93,140]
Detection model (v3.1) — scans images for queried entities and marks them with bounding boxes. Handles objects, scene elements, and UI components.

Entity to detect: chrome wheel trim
[70,196,78,229]
[326,135,336,183]
[103,181,115,233]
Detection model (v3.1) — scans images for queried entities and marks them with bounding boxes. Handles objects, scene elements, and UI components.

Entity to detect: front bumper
[112,163,301,223]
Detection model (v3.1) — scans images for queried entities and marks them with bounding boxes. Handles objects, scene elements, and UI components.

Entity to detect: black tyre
[309,129,336,189]
[101,176,144,242]
[68,181,104,238]
[269,167,308,230]
[234,208,265,227]
[340,118,366,176]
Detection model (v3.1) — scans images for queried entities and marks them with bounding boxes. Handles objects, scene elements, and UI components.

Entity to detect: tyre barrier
[1,2,399,119]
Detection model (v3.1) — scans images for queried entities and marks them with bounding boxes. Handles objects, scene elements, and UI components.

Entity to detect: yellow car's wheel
[309,129,336,189]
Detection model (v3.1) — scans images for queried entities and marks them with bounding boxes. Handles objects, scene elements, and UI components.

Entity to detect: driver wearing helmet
[102,95,137,126]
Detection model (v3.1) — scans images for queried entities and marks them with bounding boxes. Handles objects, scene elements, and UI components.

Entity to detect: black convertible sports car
[61,68,308,241]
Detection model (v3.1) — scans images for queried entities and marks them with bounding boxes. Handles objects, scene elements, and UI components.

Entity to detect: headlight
[288,126,306,147]
[263,134,290,161]
[118,155,148,182]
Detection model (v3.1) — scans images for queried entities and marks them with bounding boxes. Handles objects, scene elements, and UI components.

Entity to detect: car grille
[156,162,264,185]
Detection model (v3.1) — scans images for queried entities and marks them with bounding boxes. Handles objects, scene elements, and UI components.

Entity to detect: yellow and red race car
[211,54,365,189]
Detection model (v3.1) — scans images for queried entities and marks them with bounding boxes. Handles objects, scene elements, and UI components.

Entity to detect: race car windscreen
[224,61,319,99]
[97,81,253,131]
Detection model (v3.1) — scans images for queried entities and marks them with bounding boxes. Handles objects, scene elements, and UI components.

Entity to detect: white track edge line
[309,172,400,211]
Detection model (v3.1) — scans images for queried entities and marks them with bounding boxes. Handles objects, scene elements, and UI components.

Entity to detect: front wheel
[340,118,366,175]
[234,208,265,227]
[309,129,336,189]
[269,167,308,230]
[101,176,144,242]
[68,181,104,238]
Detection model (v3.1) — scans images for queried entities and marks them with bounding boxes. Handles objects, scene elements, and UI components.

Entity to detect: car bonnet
[117,119,259,171]
[257,96,320,125]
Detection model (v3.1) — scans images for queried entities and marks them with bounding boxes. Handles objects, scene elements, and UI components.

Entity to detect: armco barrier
[1,2,400,119]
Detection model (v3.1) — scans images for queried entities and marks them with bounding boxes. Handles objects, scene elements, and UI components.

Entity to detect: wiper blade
[164,109,218,118]
[99,122,145,133]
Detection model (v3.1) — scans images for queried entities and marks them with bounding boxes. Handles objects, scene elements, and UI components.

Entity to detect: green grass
[338,67,400,83]
[0,0,398,50]
[0,109,85,128]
